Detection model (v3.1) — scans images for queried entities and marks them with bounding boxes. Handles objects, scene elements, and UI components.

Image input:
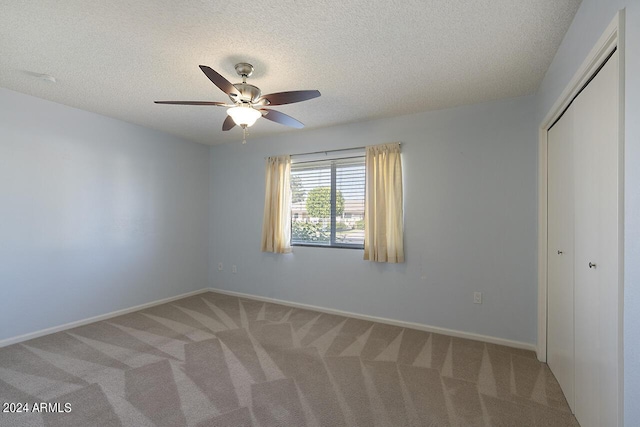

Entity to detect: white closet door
[546,106,575,411]
[572,50,620,427]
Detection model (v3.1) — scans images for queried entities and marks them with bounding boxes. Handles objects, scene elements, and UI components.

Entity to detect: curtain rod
[265,143,401,159]
[293,146,365,157]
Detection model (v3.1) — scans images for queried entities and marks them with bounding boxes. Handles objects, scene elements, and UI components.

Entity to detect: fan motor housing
[231,83,261,103]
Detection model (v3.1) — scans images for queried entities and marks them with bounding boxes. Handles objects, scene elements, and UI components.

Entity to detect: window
[291,153,365,248]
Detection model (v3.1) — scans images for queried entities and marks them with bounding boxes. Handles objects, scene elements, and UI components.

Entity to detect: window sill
[292,243,364,250]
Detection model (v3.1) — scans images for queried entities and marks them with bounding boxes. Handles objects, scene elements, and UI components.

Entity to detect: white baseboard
[0,288,210,348]
[209,287,537,352]
[1,286,536,353]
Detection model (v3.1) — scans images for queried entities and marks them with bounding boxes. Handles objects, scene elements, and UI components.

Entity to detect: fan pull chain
[242,126,248,144]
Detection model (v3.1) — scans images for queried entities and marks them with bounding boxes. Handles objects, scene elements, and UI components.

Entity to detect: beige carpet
[0,291,578,426]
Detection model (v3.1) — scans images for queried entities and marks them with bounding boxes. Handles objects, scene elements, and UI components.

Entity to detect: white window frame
[290,148,365,249]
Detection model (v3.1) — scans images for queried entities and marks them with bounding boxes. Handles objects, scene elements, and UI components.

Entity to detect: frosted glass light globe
[227,106,261,127]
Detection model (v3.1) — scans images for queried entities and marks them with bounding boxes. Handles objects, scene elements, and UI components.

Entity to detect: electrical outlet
[232,265,237,274]
[474,292,482,304]
[218,263,223,271]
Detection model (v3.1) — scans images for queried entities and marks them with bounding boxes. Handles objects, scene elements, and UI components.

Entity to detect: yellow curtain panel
[261,155,292,253]
[364,143,404,263]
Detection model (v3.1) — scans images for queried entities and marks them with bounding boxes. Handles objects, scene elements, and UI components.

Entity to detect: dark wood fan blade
[260,109,304,128]
[154,101,228,106]
[222,115,236,131]
[257,90,320,106]
[199,65,240,97]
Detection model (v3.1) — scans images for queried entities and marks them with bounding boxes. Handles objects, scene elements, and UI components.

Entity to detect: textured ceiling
[0,0,580,145]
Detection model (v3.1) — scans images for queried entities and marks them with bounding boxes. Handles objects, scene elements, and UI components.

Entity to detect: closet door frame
[536,8,625,421]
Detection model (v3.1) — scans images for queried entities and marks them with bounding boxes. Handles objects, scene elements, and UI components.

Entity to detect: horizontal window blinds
[291,157,365,248]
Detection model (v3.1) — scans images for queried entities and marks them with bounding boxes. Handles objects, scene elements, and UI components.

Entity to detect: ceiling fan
[155,63,320,138]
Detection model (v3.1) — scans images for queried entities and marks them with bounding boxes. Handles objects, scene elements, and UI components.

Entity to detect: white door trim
[537,9,625,423]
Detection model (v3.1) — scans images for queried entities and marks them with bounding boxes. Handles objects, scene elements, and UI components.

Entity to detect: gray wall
[209,95,538,345]
[535,1,639,425]
[0,88,210,342]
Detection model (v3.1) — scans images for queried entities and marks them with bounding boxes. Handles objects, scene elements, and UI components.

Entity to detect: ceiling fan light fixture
[227,106,261,127]
[156,63,320,136]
